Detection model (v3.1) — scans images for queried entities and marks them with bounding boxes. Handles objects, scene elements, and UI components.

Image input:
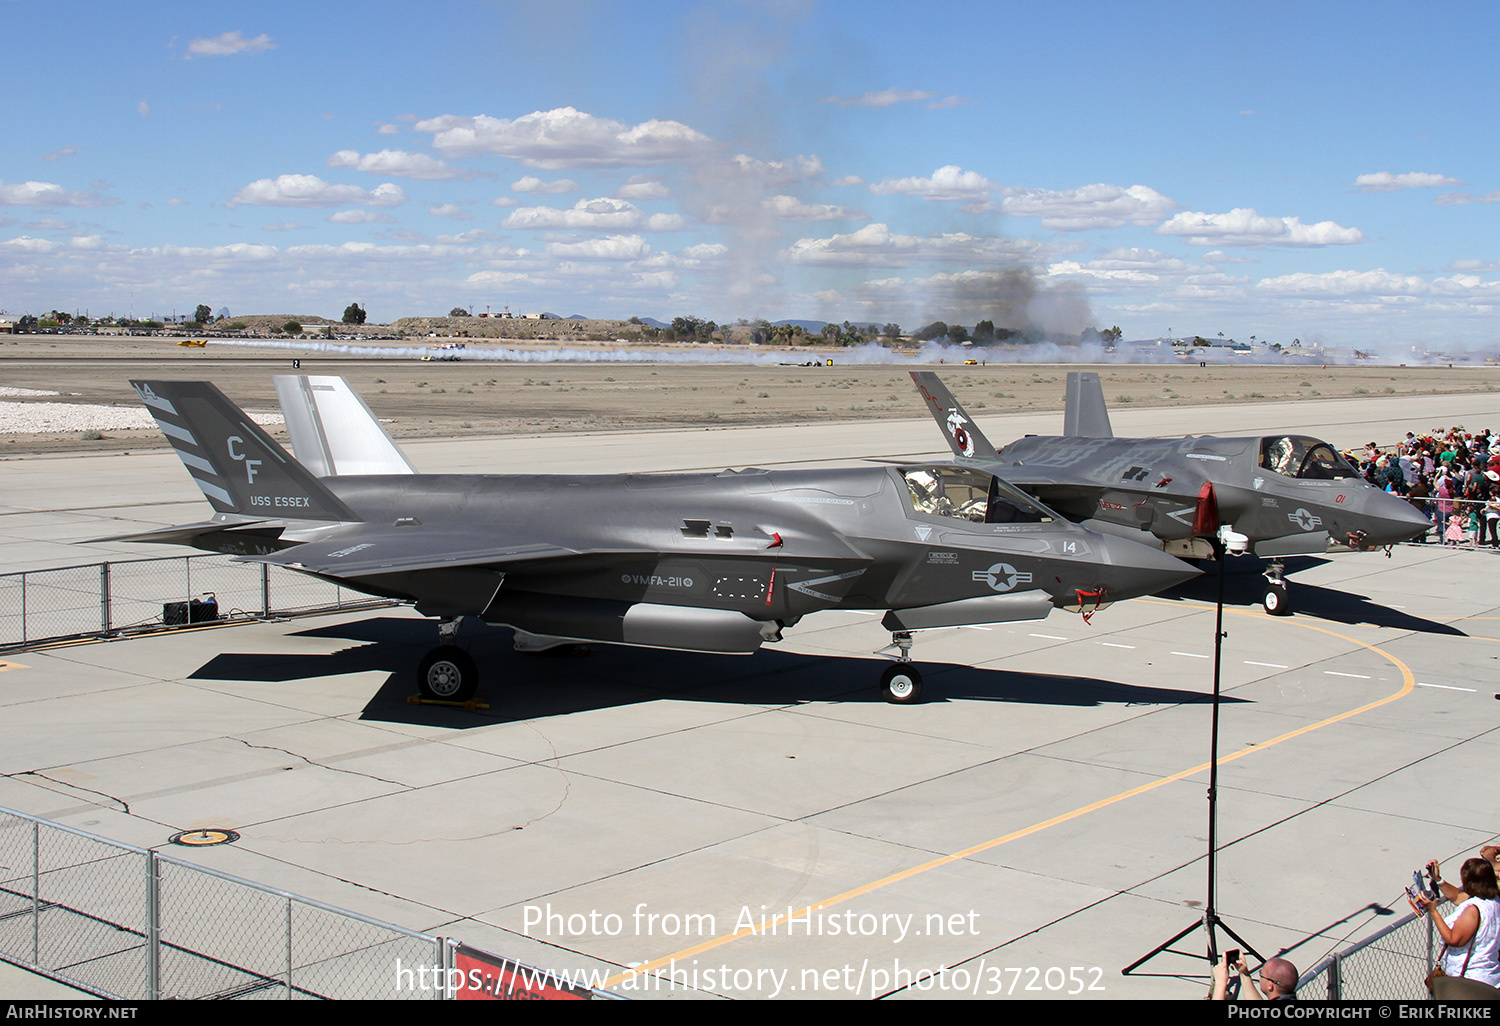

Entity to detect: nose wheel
[880,663,924,704]
[877,630,925,703]
[1262,560,1292,616]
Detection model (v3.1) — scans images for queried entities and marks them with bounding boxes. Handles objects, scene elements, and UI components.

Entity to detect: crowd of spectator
[1345,426,1500,547]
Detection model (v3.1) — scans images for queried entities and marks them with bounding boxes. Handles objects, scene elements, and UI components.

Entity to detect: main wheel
[1263,583,1291,617]
[880,664,924,704]
[418,646,478,701]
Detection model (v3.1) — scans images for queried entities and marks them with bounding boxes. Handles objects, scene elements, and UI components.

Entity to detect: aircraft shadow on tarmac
[1158,555,1468,637]
[187,616,1242,728]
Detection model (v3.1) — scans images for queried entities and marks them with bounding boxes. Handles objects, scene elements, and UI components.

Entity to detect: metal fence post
[261,563,271,618]
[184,556,192,611]
[32,820,39,966]
[1328,953,1340,1001]
[286,895,293,999]
[145,849,160,1000]
[20,571,27,645]
[100,562,111,634]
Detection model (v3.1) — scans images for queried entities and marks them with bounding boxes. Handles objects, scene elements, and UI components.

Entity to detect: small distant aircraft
[112,376,1200,704]
[912,370,1431,615]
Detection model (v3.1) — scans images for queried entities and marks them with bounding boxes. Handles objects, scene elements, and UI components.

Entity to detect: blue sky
[4,0,1499,351]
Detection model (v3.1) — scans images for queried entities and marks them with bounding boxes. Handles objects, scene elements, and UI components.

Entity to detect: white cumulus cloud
[0,180,115,207]
[326,210,396,224]
[615,177,669,201]
[512,176,578,195]
[544,235,652,261]
[820,89,936,108]
[501,196,684,232]
[228,175,406,209]
[780,222,1047,268]
[1155,208,1364,247]
[1353,171,1462,192]
[327,149,461,180]
[763,195,866,221]
[1000,184,1178,230]
[869,165,994,203]
[416,107,711,169]
[186,31,276,58]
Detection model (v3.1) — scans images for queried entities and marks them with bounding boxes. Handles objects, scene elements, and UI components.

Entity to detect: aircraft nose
[1091,533,1202,600]
[1367,493,1433,544]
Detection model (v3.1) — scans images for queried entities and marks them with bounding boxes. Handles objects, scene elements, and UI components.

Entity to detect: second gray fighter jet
[912,370,1431,615]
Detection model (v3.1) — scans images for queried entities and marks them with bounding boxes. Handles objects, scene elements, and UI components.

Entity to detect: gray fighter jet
[912,370,1431,615]
[114,377,1201,704]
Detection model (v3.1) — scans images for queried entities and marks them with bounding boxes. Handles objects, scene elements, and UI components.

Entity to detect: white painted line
[1245,661,1288,668]
[1417,682,1478,692]
[1325,671,1371,679]
[1029,633,1066,640]
[1100,642,1136,649]
[964,626,993,631]
[1171,651,1209,659]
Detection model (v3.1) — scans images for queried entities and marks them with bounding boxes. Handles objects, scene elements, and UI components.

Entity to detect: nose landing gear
[1262,561,1291,616]
[878,630,924,703]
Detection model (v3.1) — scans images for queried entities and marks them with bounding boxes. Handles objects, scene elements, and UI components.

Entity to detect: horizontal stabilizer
[131,380,360,523]
[909,371,1002,461]
[92,518,277,547]
[1063,372,1113,438]
[274,375,416,477]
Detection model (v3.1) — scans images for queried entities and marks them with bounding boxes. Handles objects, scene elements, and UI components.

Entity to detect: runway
[1,396,1496,999]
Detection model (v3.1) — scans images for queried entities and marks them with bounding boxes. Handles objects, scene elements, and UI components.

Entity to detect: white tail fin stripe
[173,449,219,477]
[156,420,198,447]
[133,384,178,415]
[190,476,234,508]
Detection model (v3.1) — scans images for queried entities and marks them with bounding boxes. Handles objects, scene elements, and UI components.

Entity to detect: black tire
[1263,584,1291,617]
[418,646,478,701]
[880,664,924,704]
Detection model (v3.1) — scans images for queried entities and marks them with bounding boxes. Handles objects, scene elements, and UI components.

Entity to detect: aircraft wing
[240,530,583,578]
[240,522,873,619]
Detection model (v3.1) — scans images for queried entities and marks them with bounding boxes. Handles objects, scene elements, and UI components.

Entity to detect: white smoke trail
[210,337,1382,366]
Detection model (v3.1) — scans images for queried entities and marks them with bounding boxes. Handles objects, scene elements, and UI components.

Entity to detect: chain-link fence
[1299,908,1441,1000]
[0,806,446,999]
[0,554,393,650]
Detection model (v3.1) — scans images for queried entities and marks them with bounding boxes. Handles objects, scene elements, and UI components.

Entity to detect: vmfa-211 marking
[111,377,1200,704]
[911,370,1431,616]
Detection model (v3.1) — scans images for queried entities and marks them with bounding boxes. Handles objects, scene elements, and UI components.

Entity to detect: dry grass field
[2,336,1497,456]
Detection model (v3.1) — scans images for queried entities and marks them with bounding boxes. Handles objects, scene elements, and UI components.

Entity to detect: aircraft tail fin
[1063,371,1113,438]
[909,371,1002,461]
[130,380,361,522]
[274,375,416,477]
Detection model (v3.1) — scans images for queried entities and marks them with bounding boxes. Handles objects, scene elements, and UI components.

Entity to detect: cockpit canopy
[901,466,1053,524]
[1259,436,1359,480]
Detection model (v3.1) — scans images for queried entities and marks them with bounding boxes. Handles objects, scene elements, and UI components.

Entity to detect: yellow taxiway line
[601,608,1416,990]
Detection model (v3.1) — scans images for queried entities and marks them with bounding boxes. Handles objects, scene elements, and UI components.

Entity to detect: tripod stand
[1121,533,1263,978]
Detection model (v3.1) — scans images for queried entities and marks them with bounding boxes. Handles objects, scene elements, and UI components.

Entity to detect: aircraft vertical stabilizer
[910,370,1003,461]
[1063,371,1113,438]
[130,379,360,522]
[275,375,417,477]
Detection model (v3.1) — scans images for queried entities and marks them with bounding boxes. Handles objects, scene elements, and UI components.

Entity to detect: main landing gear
[417,618,479,701]
[1262,560,1292,617]
[879,631,924,704]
